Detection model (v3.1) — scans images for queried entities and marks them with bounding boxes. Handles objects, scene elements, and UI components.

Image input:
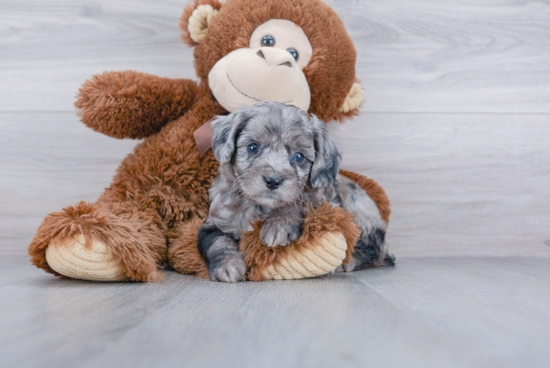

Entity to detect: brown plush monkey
[28,0,391,282]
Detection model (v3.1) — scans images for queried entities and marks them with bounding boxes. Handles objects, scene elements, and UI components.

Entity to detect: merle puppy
[198,102,394,282]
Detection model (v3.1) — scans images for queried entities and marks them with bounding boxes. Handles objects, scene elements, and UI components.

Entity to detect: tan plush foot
[45,235,127,281]
[261,231,347,280]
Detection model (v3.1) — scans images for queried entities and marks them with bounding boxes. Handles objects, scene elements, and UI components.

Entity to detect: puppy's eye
[248,143,259,154]
[293,152,304,163]
[262,35,275,47]
[287,48,299,60]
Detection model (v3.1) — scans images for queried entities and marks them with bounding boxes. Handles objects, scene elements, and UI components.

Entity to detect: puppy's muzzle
[264,176,283,190]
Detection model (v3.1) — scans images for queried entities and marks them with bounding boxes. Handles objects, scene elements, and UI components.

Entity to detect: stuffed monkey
[28,0,392,282]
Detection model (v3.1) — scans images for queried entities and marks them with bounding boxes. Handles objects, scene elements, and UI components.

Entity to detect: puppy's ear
[310,115,342,188]
[211,111,249,165]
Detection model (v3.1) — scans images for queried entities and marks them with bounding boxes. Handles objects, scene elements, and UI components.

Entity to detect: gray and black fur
[198,102,395,282]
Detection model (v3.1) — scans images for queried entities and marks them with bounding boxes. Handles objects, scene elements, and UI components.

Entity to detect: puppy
[198,102,395,282]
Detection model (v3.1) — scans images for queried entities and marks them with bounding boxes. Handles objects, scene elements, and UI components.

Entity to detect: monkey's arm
[241,203,361,281]
[75,71,200,139]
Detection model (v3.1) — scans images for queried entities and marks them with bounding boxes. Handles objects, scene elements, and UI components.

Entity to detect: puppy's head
[211,102,342,208]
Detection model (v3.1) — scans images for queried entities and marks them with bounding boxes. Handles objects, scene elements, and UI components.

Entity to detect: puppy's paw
[208,251,247,283]
[334,258,358,273]
[260,218,302,247]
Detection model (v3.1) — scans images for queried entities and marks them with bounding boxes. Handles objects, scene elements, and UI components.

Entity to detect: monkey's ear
[180,0,223,47]
[211,112,249,165]
[309,115,342,189]
[339,82,364,114]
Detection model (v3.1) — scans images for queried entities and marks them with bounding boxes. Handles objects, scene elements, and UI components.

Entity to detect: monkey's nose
[257,48,295,67]
[264,176,283,190]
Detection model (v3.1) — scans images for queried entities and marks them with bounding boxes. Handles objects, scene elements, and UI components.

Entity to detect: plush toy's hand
[75,71,200,139]
[208,250,247,283]
[259,206,303,247]
[241,203,362,281]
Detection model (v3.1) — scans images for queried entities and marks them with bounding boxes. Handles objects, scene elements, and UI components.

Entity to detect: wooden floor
[1,256,549,367]
[1,0,549,367]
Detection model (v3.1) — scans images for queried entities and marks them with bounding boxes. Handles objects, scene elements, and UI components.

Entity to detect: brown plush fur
[241,203,361,281]
[29,87,223,281]
[168,218,209,279]
[76,71,201,139]
[28,0,390,281]
[339,169,392,223]
[29,201,166,282]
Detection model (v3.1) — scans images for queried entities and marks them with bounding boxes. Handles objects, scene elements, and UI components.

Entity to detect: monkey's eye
[262,35,275,47]
[293,152,304,163]
[287,48,299,60]
[248,143,260,154]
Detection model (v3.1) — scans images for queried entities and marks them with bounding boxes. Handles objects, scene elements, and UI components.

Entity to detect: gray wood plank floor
[1,257,549,368]
[1,0,549,367]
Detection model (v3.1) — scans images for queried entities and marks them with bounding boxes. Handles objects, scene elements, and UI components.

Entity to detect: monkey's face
[181,0,362,122]
[208,19,312,112]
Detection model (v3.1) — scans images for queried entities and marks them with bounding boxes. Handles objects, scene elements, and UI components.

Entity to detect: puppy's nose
[264,176,283,190]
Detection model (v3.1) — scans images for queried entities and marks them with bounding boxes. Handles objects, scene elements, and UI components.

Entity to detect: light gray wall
[1,0,549,258]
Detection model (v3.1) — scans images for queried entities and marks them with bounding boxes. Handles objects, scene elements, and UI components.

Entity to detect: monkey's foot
[261,231,347,280]
[45,235,127,281]
[241,203,361,281]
